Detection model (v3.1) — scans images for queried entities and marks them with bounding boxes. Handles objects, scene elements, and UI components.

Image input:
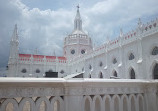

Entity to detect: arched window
[99,62,103,67]
[21,69,27,73]
[113,58,117,64]
[99,72,103,78]
[89,65,92,70]
[36,69,40,73]
[152,46,158,55]
[153,64,158,79]
[130,68,135,79]
[129,53,135,60]
[113,71,117,77]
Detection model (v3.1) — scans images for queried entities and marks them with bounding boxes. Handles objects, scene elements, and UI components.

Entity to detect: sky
[0,0,158,72]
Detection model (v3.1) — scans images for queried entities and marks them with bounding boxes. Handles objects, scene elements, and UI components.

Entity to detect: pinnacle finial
[77,4,80,9]
[120,28,123,37]
[138,18,142,28]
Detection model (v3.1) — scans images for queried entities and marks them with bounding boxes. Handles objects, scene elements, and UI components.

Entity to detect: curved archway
[19,97,35,111]
[93,95,102,111]
[103,95,111,111]
[137,94,144,111]
[35,97,51,111]
[50,96,64,111]
[153,63,158,79]
[1,98,19,111]
[83,96,92,111]
[129,94,136,111]
[95,98,101,111]
[130,68,136,79]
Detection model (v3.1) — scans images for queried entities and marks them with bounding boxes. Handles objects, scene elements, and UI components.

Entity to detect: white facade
[7,7,158,79]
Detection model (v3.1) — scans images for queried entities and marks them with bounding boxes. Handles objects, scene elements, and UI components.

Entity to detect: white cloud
[0,0,158,68]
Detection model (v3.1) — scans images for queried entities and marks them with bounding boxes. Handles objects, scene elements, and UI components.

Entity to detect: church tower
[64,6,93,60]
[8,24,19,77]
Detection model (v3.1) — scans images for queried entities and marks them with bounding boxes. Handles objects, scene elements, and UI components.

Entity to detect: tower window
[71,49,75,54]
[152,46,158,55]
[129,53,135,60]
[81,49,85,54]
[21,69,27,73]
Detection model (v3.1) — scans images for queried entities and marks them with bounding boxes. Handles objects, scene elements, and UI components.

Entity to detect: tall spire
[12,24,18,42]
[74,4,82,31]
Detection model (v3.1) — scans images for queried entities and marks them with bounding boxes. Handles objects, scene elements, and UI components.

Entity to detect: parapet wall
[0,78,158,111]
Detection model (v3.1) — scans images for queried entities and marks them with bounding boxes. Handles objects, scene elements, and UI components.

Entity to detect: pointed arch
[129,53,135,60]
[129,68,136,79]
[151,46,158,55]
[113,70,118,77]
[99,72,103,78]
[153,63,158,79]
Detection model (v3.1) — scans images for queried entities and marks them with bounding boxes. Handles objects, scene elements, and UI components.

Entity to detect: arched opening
[89,74,91,78]
[139,97,144,111]
[151,46,158,55]
[53,100,60,111]
[114,97,119,111]
[129,53,135,60]
[113,71,117,77]
[99,72,103,78]
[23,101,31,111]
[6,102,14,111]
[84,98,90,111]
[130,68,135,79]
[105,97,110,111]
[153,64,158,79]
[95,98,101,111]
[131,96,135,111]
[39,101,46,111]
[123,97,128,111]
[113,58,117,64]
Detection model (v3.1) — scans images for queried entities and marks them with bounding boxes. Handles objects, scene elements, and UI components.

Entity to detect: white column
[145,86,157,111]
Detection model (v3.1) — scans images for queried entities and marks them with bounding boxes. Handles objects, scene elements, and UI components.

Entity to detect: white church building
[7,7,158,79]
